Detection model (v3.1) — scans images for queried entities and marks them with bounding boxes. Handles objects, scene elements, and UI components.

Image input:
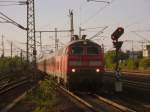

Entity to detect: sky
[0,0,150,56]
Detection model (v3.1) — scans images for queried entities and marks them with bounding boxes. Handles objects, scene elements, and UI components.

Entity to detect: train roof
[66,39,101,47]
[37,53,55,62]
[37,39,101,62]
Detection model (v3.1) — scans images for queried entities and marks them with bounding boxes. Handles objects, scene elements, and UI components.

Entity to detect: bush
[105,51,116,69]
[139,57,150,70]
[0,57,29,73]
[120,59,139,70]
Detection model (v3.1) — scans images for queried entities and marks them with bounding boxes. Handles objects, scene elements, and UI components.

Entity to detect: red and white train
[37,35,105,91]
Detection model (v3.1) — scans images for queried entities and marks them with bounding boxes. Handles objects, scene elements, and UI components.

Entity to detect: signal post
[111,27,124,92]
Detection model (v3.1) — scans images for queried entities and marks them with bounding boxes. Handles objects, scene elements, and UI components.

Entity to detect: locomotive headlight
[72,68,76,72]
[96,68,100,72]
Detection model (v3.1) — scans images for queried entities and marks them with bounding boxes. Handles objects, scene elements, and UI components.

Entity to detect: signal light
[113,41,123,50]
[111,27,124,40]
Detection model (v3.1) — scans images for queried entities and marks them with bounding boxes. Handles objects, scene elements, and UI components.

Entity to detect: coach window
[71,47,83,55]
[87,47,99,55]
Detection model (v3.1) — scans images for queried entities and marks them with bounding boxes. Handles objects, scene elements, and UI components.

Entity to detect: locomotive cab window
[87,47,99,55]
[71,47,83,55]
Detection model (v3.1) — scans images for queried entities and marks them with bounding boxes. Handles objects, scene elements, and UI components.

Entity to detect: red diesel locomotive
[38,35,105,91]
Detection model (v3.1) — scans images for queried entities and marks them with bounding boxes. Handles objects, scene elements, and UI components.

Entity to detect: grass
[26,78,59,112]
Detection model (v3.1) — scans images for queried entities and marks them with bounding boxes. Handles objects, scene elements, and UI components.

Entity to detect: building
[143,45,150,57]
[126,50,142,59]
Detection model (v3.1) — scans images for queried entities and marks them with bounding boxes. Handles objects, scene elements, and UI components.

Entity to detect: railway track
[102,72,150,111]
[2,75,148,112]
[59,86,137,112]
[0,77,30,95]
[106,70,150,75]
[0,69,44,112]
[0,76,33,112]
[1,71,149,112]
[103,73,150,92]
[122,79,150,91]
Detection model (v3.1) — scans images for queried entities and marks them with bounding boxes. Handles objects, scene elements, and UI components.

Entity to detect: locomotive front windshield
[71,47,83,55]
[87,47,99,55]
[71,46,100,55]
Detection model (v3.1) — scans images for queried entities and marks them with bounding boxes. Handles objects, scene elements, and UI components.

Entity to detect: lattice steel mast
[26,0,36,65]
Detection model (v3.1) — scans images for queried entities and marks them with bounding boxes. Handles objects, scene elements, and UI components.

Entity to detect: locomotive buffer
[111,27,124,92]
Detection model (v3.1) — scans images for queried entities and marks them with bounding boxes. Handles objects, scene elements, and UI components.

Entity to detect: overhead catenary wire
[87,0,110,3]
[131,30,150,32]
[0,16,10,23]
[0,1,20,2]
[122,15,150,50]
[0,0,26,6]
[82,0,114,25]
[89,26,108,40]
[0,16,9,21]
[0,3,25,6]
[131,31,150,43]
[0,4,17,6]
[49,36,65,46]
[82,4,109,25]
[83,26,107,30]
[125,12,150,29]
[78,0,90,26]
[0,11,27,30]
[6,40,26,52]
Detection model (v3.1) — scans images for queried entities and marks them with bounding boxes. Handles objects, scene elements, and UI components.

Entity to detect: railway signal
[111,27,124,92]
[111,27,124,51]
[111,27,124,41]
[113,41,123,50]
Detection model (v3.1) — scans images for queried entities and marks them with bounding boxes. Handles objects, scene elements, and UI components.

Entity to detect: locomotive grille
[89,61,101,66]
[69,61,82,66]
[69,61,101,66]
[79,69,95,73]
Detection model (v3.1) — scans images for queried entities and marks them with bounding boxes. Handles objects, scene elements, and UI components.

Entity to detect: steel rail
[58,86,137,112]
[0,73,12,81]
[122,79,150,92]
[0,71,25,81]
[1,87,35,112]
[0,76,30,89]
[94,94,136,112]
[59,86,98,112]
[0,80,9,89]
[106,70,150,75]
[0,77,30,95]
[104,73,150,91]
[122,79,150,87]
